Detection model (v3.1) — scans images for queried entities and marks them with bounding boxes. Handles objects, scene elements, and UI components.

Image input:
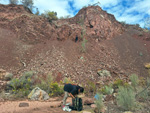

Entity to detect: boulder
[82,111,92,113]
[91,104,97,108]
[19,103,29,107]
[28,87,50,101]
[123,112,133,113]
[97,70,111,77]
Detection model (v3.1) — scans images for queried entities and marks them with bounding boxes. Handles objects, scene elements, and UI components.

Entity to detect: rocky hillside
[0,4,150,85]
[53,6,124,41]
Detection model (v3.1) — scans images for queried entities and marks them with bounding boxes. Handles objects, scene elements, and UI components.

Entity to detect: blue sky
[1,0,150,27]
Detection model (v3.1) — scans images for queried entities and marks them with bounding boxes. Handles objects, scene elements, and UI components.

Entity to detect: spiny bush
[117,86,136,111]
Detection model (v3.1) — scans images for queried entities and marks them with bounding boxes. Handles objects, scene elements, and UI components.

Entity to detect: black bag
[72,97,83,111]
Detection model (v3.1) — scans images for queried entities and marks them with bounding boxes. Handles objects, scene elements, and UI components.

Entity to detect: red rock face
[0,4,124,44]
[53,6,124,41]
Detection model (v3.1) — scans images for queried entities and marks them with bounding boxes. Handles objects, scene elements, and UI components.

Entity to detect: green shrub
[63,77,73,84]
[95,93,104,113]
[136,77,150,101]
[49,82,64,96]
[113,79,124,89]
[5,73,13,81]
[8,71,34,98]
[130,74,139,91]
[137,87,149,101]
[87,81,96,94]
[117,86,136,111]
[10,78,20,90]
[41,10,58,22]
[139,77,146,86]
[100,85,113,95]
[36,73,53,93]
[22,71,34,78]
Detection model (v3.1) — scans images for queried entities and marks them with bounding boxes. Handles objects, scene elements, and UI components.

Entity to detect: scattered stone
[97,69,111,77]
[28,87,50,101]
[91,104,96,108]
[124,111,133,113]
[19,103,29,107]
[82,111,92,113]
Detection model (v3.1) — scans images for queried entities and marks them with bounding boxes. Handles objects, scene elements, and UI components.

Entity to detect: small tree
[9,0,18,4]
[41,10,58,22]
[21,0,34,11]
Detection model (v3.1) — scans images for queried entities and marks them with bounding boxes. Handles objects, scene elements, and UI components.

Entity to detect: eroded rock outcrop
[0,4,124,44]
[54,6,124,41]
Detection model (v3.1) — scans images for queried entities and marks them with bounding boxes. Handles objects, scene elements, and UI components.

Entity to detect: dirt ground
[0,97,82,113]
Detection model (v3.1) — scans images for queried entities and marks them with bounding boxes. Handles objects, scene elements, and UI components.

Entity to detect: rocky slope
[0,4,150,85]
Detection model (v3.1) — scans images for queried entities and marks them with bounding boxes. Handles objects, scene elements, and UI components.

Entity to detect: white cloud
[0,0,9,4]
[71,0,94,10]
[117,14,144,24]
[148,9,150,15]
[34,0,73,17]
[102,0,150,27]
[71,0,120,10]
[125,0,150,15]
[99,0,120,7]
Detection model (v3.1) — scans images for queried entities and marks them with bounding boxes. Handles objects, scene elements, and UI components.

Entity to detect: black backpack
[72,97,83,111]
